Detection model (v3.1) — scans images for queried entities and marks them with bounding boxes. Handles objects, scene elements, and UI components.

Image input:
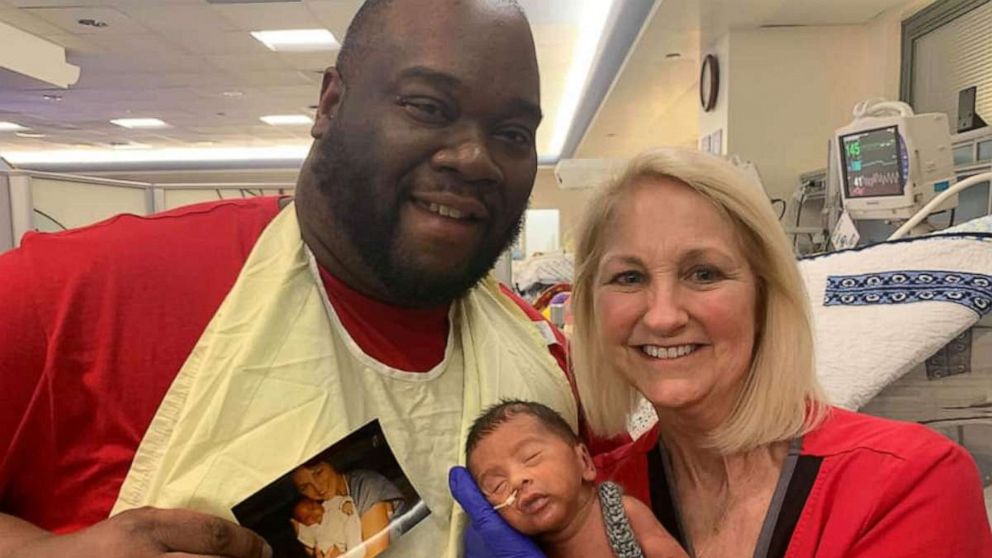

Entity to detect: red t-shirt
[0,197,572,533]
[595,408,992,557]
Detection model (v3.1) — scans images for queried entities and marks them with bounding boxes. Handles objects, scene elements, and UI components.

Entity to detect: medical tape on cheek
[493,489,518,510]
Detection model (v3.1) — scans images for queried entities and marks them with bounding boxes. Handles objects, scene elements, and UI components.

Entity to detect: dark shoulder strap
[765,455,823,558]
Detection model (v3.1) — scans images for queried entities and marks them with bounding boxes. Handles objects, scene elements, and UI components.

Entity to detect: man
[0,1,581,556]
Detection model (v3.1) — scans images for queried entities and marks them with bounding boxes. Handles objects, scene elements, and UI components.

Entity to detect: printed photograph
[233,420,430,558]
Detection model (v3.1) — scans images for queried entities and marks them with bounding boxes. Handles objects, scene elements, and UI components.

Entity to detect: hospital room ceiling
[0,0,927,167]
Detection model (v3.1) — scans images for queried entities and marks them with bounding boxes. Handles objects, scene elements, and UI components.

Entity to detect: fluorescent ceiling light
[1,145,311,165]
[250,29,339,52]
[111,118,169,129]
[16,132,46,138]
[260,114,313,126]
[109,141,151,150]
[546,0,617,161]
[0,122,27,131]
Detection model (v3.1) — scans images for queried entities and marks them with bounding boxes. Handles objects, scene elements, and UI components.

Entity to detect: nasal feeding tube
[493,489,518,510]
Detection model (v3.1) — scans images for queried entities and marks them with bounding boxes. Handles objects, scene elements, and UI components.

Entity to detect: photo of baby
[234,420,429,558]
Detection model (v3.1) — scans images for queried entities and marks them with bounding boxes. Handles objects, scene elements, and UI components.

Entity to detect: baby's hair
[466,399,579,460]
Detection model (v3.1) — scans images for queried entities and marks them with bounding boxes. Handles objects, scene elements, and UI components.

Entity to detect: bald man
[0,1,583,557]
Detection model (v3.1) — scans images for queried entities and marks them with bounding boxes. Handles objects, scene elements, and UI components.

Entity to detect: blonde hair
[571,148,826,454]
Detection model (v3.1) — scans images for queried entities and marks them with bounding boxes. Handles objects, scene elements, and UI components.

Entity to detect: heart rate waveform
[851,170,900,190]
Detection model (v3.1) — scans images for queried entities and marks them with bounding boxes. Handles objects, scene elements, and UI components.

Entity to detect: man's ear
[312,66,345,139]
[576,443,597,483]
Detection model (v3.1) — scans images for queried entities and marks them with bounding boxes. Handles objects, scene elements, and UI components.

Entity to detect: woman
[451,148,991,557]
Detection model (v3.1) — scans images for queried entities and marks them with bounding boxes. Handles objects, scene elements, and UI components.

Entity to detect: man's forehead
[372,0,538,83]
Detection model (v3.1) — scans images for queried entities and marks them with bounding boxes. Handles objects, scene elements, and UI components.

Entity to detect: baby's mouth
[517,492,550,514]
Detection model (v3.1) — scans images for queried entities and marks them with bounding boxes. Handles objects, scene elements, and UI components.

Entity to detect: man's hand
[448,466,546,558]
[6,507,272,558]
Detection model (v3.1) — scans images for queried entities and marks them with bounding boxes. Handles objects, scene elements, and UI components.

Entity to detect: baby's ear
[575,443,597,482]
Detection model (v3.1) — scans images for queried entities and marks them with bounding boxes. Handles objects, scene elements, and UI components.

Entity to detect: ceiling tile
[123,4,237,35]
[21,6,151,35]
[0,7,65,34]
[43,32,103,54]
[168,30,270,56]
[304,0,360,38]
[213,2,321,31]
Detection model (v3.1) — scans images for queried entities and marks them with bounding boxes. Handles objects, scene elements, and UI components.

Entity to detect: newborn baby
[292,496,362,557]
[465,400,688,558]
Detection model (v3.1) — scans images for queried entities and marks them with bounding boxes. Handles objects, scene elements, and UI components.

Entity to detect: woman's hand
[448,466,547,558]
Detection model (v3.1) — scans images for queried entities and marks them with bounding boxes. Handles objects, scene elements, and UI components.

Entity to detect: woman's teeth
[642,344,697,359]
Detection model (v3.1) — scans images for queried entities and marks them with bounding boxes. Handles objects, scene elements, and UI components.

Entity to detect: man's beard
[311,128,524,307]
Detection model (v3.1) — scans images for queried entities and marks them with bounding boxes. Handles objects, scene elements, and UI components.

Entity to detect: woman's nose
[641,283,689,334]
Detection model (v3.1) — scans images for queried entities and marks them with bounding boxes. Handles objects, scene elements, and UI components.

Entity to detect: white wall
[727,25,880,200]
[31,177,148,231]
[699,1,933,205]
[529,168,596,251]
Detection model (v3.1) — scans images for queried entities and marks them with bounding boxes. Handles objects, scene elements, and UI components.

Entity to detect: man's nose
[431,127,503,184]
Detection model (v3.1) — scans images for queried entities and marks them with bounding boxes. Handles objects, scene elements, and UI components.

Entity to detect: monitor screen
[839,126,905,199]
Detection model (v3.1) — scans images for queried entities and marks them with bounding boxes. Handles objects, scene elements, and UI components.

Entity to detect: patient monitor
[833,100,957,221]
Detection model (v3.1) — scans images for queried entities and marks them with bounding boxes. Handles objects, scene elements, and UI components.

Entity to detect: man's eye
[399,97,448,122]
[496,127,534,146]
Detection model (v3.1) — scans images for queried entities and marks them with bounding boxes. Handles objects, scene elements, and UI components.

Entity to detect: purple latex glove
[449,466,547,558]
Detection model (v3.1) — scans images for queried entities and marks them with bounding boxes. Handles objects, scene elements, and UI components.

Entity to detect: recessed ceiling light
[110,118,169,129]
[222,90,244,97]
[250,29,340,52]
[77,18,108,28]
[260,114,313,126]
[16,132,46,138]
[0,122,27,132]
[42,94,63,101]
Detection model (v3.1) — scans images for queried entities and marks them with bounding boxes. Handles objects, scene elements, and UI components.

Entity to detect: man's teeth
[426,202,466,220]
[642,344,697,359]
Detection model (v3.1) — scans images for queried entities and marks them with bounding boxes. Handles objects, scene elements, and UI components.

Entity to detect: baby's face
[467,414,596,536]
[295,500,325,526]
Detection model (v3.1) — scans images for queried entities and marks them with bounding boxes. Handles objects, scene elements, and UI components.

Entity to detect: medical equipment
[788,168,830,255]
[494,489,518,510]
[832,99,958,225]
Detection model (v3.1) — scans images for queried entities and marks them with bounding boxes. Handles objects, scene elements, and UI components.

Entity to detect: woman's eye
[610,271,643,286]
[689,266,723,283]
